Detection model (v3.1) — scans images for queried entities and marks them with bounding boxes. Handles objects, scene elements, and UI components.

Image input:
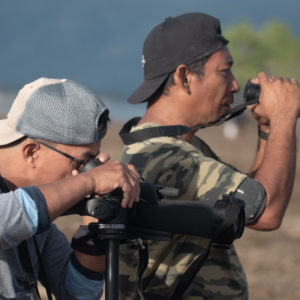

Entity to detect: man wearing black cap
[118,12,300,299]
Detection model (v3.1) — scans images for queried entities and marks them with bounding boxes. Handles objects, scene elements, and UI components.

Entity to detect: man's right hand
[85,160,140,208]
[39,159,140,221]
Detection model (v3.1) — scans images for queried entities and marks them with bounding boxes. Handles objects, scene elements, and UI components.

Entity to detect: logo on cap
[141,54,146,68]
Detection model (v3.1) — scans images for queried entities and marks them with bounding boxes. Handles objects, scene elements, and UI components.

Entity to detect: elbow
[262,218,282,231]
[247,192,289,231]
[247,210,283,231]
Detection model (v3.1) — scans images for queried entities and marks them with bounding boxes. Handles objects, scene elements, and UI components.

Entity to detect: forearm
[250,125,269,176]
[249,120,297,230]
[39,160,140,221]
[74,251,105,272]
[38,172,95,222]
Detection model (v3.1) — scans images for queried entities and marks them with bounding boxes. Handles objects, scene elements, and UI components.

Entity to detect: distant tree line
[224,20,300,90]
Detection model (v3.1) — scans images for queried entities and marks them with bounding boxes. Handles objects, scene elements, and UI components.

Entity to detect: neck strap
[119,101,255,145]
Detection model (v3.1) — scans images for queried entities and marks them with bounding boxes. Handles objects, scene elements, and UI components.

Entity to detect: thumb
[257,72,269,85]
[72,170,79,176]
[99,153,110,163]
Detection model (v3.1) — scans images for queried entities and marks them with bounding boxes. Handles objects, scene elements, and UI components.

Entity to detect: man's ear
[173,64,191,94]
[21,140,41,167]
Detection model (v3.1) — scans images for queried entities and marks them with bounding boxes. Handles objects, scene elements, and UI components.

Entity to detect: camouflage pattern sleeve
[123,135,246,202]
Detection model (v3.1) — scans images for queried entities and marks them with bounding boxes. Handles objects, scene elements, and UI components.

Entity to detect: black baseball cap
[127,12,228,104]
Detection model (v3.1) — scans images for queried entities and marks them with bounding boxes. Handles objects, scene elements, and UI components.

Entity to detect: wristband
[258,126,270,141]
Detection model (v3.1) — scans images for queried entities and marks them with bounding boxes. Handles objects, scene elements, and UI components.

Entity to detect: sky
[0,0,299,119]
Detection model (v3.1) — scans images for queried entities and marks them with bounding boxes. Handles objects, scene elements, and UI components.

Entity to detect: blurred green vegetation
[224,21,300,90]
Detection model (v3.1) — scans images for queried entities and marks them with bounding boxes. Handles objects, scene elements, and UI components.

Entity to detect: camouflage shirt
[119,122,248,300]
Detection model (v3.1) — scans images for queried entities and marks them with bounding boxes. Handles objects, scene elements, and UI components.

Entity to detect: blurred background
[1,0,300,120]
[1,1,300,299]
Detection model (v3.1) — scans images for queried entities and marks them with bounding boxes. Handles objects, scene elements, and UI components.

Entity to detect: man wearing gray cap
[118,12,300,299]
[0,77,140,299]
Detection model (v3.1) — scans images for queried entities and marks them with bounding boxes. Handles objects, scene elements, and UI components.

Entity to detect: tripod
[93,209,127,300]
[92,214,173,300]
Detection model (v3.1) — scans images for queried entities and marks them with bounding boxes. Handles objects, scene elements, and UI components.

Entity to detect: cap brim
[0,119,25,146]
[127,74,169,104]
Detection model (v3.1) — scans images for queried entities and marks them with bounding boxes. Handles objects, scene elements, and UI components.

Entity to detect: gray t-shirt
[0,182,103,299]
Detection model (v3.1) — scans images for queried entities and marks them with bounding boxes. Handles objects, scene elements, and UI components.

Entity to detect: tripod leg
[105,239,120,300]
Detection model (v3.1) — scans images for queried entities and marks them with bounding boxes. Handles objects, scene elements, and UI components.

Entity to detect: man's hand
[86,160,140,208]
[72,153,140,208]
[247,72,300,230]
[249,72,300,126]
[39,155,140,221]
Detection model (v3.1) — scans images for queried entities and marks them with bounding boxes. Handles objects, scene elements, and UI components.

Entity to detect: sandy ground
[49,117,300,300]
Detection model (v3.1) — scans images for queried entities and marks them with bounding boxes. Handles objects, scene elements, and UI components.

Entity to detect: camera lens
[243,80,260,104]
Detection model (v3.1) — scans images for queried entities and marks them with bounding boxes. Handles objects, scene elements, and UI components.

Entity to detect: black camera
[243,80,260,104]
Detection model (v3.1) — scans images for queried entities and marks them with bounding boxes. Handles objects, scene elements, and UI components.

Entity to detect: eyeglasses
[31,138,87,168]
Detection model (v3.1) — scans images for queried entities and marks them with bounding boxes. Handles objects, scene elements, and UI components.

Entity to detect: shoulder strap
[0,175,11,193]
[119,101,252,146]
[171,242,212,300]
[119,117,191,145]
[18,241,41,300]
[33,237,53,300]
[136,239,213,300]
[136,194,244,300]
[170,193,244,300]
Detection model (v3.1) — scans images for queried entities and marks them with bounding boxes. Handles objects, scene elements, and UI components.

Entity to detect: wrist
[80,171,96,195]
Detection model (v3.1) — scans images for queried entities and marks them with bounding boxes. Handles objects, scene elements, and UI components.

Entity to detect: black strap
[170,195,243,300]
[18,241,41,300]
[136,200,243,300]
[137,246,211,300]
[212,193,245,245]
[171,242,212,300]
[0,175,11,193]
[119,117,191,145]
[33,238,53,300]
[137,243,148,300]
[119,101,256,146]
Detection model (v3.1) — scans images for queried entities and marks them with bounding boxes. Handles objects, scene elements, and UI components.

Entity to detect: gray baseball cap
[0,77,108,146]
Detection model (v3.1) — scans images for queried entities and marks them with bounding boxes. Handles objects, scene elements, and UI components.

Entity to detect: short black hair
[98,109,110,139]
[148,54,212,105]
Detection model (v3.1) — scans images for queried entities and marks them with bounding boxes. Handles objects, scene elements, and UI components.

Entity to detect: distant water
[0,90,17,116]
[0,89,147,122]
[100,94,147,122]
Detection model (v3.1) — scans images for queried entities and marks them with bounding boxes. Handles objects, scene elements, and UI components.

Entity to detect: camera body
[243,80,260,104]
